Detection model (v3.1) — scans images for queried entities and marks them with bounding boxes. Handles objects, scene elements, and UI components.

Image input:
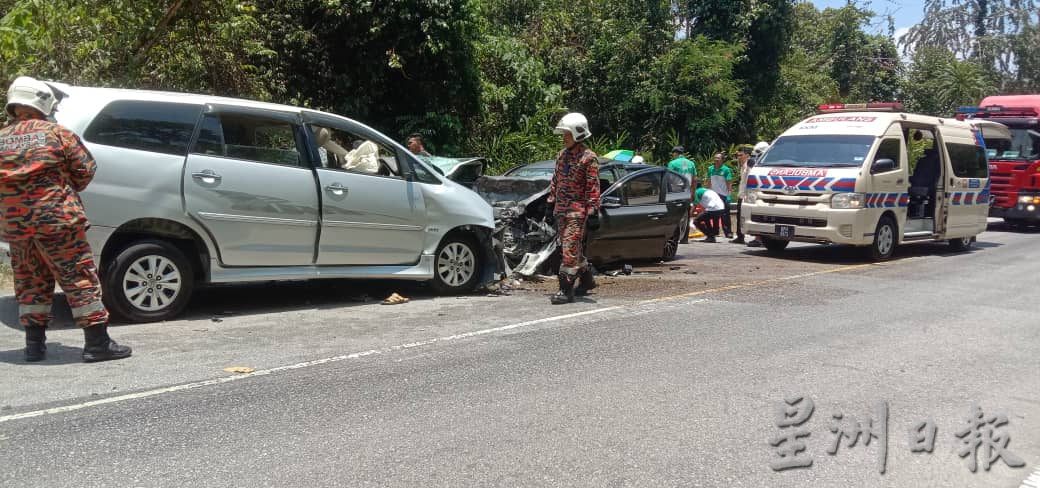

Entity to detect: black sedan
[476,165,691,275]
[502,159,656,194]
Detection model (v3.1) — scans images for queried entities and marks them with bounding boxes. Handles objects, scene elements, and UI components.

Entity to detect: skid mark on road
[0,263,875,424]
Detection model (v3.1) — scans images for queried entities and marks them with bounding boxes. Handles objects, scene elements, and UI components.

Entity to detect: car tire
[102,240,195,323]
[430,233,482,295]
[948,235,974,251]
[762,237,789,253]
[662,221,686,261]
[868,215,898,261]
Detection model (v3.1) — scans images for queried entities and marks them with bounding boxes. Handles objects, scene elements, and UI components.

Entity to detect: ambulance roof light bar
[817,102,904,113]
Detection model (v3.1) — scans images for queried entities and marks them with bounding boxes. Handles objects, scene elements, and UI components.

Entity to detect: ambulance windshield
[757,135,874,168]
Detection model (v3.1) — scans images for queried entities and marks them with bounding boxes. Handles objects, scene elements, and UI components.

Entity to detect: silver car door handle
[325,184,349,195]
[191,171,222,182]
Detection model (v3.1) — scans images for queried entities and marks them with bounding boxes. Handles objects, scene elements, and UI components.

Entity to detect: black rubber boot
[82,324,132,363]
[24,326,46,362]
[550,273,576,305]
[574,266,597,296]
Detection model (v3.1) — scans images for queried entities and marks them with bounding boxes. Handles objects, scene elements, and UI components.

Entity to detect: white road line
[1021,465,1040,488]
[0,262,873,424]
[0,306,624,424]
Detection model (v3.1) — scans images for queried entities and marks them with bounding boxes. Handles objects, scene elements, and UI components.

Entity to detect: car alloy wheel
[122,255,183,312]
[436,240,477,289]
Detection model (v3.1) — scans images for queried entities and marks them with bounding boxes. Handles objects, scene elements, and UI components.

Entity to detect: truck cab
[956,96,1040,227]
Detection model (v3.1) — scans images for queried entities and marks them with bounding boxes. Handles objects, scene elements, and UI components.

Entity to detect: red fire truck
[957,95,1040,227]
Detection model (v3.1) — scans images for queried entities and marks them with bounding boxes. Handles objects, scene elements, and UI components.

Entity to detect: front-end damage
[474,176,560,277]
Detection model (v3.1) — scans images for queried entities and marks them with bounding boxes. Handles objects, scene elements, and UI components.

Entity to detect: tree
[900,0,1040,88]
[254,0,482,151]
[937,59,997,108]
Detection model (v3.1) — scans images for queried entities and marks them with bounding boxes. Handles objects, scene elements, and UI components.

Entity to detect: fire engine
[957,96,1040,227]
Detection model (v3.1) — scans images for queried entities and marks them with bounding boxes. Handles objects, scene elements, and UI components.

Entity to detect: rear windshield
[757,135,875,168]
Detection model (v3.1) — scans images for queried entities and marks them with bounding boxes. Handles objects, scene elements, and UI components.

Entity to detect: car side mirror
[601,195,622,208]
[871,158,897,174]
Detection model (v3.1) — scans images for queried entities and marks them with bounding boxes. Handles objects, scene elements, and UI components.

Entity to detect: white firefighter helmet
[753,141,770,156]
[6,76,59,117]
[553,112,591,142]
[632,155,645,164]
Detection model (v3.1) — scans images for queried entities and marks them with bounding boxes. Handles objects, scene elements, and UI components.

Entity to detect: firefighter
[0,76,131,362]
[546,112,599,304]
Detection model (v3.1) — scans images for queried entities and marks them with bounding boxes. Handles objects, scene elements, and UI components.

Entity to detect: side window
[666,172,688,194]
[190,113,303,167]
[946,143,989,179]
[599,167,617,193]
[624,172,662,205]
[84,100,201,156]
[874,138,903,167]
[308,124,402,178]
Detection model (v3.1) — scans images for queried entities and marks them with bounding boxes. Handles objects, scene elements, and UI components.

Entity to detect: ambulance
[742,103,1009,260]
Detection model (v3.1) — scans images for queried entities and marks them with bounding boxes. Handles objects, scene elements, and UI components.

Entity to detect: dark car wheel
[662,220,686,261]
[103,240,195,323]
[430,233,482,294]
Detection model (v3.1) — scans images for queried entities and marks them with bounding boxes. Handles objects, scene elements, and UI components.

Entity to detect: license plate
[775,224,795,238]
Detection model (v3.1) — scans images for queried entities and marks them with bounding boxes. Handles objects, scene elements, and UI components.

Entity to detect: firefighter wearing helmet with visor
[0,76,131,362]
[546,112,600,304]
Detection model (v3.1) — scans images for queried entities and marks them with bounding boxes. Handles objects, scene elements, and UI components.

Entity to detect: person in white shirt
[694,187,726,242]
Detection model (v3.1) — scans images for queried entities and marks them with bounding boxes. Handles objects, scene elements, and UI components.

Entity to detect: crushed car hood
[420,156,489,187]
[473,176,551,218]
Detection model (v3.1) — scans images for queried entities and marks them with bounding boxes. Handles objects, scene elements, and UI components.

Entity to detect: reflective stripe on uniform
[18,303,52,315]
[70,300,105,318]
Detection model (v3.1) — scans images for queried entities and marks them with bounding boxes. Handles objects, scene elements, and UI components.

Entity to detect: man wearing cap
[0,76,132,362]
[547,112,599,304]
[667,146,697,186]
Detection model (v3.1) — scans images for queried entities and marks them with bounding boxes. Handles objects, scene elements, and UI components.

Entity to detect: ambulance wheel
[868,216,897,261]
[103,240,195,323]
[761,237,789,253]
[948,235,975,251]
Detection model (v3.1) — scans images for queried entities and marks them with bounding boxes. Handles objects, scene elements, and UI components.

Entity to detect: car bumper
[744,204,874,245]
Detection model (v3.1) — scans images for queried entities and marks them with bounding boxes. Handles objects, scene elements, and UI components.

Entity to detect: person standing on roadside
[745,141,769,247]
[707,152,735,239]
[667,146,697,186]
[406,133,431,157]
[546,113,599,305]
[731,146,753,244]
[0,76,131,362]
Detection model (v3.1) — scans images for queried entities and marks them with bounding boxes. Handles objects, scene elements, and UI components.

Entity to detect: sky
[807,0,927,41]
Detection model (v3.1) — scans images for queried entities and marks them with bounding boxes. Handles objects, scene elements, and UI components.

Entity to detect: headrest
[313,127,331,146]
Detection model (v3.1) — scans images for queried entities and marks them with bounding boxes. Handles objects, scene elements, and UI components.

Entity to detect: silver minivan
[42,84,496,323]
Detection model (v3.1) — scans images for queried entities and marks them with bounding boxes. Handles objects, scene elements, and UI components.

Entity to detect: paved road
[1,223,1038,487]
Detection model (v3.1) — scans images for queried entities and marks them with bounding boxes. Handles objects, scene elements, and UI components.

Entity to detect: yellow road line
[638,263,875,304]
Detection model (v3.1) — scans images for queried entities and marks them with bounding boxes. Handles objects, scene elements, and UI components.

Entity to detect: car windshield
[986,126,1040,161]
[757,135,875,168]
[507,166,555,177]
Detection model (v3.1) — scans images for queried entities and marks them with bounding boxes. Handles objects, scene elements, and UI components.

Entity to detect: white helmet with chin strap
[752,141,770,156]
[553,112,591,142]
[6,76,59,117]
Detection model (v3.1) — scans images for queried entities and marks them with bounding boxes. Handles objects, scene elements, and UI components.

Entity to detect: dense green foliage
[1,0,1037,172]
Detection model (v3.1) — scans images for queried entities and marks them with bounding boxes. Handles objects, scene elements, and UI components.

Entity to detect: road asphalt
[0,221,1037,487]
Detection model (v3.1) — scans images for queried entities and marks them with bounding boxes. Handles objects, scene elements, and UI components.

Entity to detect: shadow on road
[0,342,84,365]
[740,238,1002,265]
[0,279,458,331]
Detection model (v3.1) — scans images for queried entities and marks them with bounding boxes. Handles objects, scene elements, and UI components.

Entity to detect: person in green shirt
[706,152,735,238]
[667,146,697,187]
